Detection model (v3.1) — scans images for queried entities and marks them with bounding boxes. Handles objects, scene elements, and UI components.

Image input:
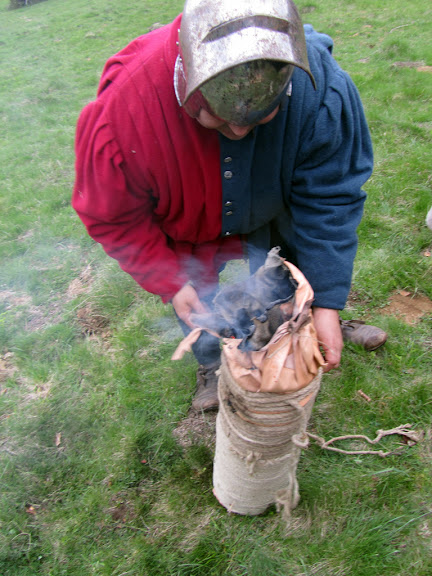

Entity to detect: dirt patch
[381,291,432,325]
[391,62,432,75]
[0,352,17,384]
[66,264,94,299]
[392,61,426,68]
[25,302,64,332]
[76,304,110,336]
[1,265,97,335]
[0,289,62,332]
[0,290,32,308]
[68,266,113,338]
[173,410,217,449]
[23,379,53,402]
[106,492,137,524]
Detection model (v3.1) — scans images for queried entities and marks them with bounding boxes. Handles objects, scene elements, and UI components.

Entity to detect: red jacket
[73,18,373,310]
[73,15,243,302]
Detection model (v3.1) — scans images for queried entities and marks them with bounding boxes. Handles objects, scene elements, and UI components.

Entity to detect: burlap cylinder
[213,352,322,516]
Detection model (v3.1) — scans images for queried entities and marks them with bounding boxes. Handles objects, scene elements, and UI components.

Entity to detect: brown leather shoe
[340,320,388,351]
[191,362,220,412]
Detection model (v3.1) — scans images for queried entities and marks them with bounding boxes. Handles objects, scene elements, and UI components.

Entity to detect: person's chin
[217,127,252,140]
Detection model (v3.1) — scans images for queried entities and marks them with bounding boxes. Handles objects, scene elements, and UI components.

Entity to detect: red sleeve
[72,101,188,302]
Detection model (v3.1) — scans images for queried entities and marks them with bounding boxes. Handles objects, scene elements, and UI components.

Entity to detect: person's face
[196,106,280,140]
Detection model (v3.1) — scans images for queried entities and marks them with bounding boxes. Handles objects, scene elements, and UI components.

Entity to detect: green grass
[1,0,431,574]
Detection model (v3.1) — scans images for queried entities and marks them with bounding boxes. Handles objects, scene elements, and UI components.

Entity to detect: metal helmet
[174,0,316,126]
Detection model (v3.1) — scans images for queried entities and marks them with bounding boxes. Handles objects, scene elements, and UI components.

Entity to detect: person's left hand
[312,307,343,372]
[171,283,208,328]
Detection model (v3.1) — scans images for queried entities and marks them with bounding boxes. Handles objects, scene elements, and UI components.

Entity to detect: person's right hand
[171,284,208,328]
[312,307,343,373]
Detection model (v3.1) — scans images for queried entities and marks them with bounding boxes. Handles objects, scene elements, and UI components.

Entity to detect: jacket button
[224,200,233,207]
[224,156,232,163]
[224,231,231,236]
[226,211,233,216]
[224,170,233,179]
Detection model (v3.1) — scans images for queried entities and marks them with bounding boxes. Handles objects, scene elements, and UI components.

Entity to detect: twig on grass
[357,389,372,402]
[390,24,412,33]
[307,424,423,457]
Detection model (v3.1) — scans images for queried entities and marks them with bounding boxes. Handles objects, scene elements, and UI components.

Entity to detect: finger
[321,350,340,372]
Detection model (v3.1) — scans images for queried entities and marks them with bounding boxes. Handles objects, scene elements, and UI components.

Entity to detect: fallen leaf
[417,66,432,73]
[55,433,62,447]
[423,251,431,257]
[399,290,411,297]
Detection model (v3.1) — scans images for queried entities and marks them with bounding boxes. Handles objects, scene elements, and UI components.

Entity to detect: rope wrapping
[213,352,322,516]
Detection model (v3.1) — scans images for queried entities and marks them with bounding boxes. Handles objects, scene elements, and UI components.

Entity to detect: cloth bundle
[213,354,321,516]
[173,247,325,392]
[172,248,325,516]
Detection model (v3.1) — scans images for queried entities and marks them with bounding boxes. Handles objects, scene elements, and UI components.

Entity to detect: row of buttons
[224,156,233,235]
[224,156,233,181]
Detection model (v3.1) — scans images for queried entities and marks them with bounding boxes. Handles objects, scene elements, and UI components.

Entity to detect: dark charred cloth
[191,248,298,351]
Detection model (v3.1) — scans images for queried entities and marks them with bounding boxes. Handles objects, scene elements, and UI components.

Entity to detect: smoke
[191,247,298,350]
